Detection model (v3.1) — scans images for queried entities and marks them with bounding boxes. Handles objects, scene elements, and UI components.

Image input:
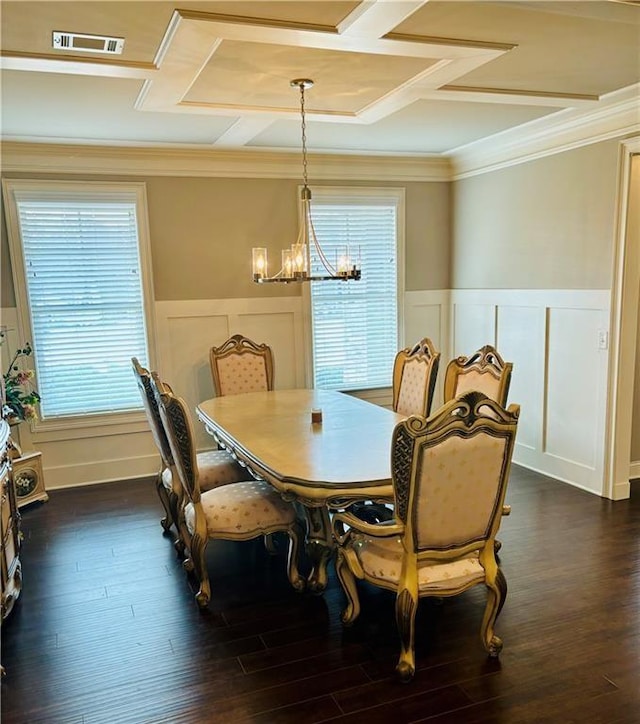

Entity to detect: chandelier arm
[309,216,338,276]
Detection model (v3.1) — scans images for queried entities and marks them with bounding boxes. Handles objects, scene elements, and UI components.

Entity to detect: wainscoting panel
[2,291,615,496]
[496,305,545,454]
[404,290,451,408]
[546,308,601,469]
[450,290,611,496]
[452,303,496,357]
[155,298,306,449]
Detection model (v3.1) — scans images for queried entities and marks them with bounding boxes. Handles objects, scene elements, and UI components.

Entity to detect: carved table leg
[303,505,334,594]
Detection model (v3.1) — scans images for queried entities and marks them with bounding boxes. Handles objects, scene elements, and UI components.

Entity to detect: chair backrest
[443,345,513,407]
[209,334,274,397]
[131,357,174,468]
[392,338,440,417]
[391,391,519,555]
[151,374,200,506]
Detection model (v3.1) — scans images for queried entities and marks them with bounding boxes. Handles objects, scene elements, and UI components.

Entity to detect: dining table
[196,388,405,593]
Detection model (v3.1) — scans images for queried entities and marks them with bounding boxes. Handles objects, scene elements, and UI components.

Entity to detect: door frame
[604,136,640,500]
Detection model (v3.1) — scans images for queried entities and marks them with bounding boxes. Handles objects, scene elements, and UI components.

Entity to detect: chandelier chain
[300,83,308,189]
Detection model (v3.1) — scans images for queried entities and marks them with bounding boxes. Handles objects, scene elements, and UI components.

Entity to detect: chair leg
[395,587,418,683]
[481,567,507,657]
[189,533,211,609]
[155,472,174,533]
[173,496,191,563]
[285,521,306,593]
[264,534,278,555]
[335,549,361,625]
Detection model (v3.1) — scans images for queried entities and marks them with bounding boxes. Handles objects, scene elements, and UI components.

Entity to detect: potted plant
[1,333,41,424]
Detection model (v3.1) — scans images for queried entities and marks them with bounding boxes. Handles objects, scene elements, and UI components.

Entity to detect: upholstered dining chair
[350,337,441,526]
[209,334,274,397]
[333,391,520,682]
[152,376,305,608]
[131,358,247,538]
[443,344,512,407]
[443,344,514,544]
[392,337,441,418]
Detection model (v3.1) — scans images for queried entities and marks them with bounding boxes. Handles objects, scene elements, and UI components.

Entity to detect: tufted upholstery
[210,334,274,398]
[185,479,296,537]
[332,391,520,682]
[216,354,270,396]
[415,433,507,549]
[161,449,247,494]
[396,359,429,417]
[352,535,484,591]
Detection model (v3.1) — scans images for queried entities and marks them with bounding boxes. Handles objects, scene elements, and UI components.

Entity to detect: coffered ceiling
[1,1,639,157]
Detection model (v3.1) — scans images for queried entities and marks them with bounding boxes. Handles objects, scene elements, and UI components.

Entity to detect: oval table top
[196,389,406,504]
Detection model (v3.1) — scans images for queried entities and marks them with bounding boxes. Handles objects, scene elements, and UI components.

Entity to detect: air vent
[52,31,125,55]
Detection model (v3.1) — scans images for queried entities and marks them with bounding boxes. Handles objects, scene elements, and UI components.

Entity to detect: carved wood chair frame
[333,391,520,682]
[392,337,441,418]
[443,344,513,407]
[152,378,304,608]
[209,334,274,397]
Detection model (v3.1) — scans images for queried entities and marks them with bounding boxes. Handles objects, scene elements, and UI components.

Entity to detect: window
[308,187,404,391]
[2,180,155,422]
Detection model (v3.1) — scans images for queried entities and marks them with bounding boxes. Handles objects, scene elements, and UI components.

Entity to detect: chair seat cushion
[353,535,485,592]
[196,450,246,489]
[162,449,245,492]
[185,480,297,537]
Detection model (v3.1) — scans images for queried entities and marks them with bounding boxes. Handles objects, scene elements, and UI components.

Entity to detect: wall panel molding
[451,288,611,497]
[155,296,307,450]
[4,289,619,496]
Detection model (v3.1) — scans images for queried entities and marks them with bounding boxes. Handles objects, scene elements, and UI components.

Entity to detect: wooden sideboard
[1,419,22,621]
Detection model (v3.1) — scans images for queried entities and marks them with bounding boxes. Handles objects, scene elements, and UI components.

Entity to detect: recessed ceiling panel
[394,1,640,96]
[184,40,438,114]
[0,2,361,63]
[248,99,557,154]
[0,71,236,144]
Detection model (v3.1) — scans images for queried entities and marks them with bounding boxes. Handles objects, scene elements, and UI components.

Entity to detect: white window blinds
[309,198,399,391]
[13,193,150,418]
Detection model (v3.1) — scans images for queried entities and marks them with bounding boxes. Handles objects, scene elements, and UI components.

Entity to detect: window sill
[28,410,149,443]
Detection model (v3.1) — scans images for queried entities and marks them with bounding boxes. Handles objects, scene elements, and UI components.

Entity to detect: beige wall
[452,140,619,289]
[1,173,451,303]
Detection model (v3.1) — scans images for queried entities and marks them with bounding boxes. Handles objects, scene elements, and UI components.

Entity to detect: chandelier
[252,79,362,283]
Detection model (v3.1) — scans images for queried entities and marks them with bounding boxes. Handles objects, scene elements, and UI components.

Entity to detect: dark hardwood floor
[1,466,639,724]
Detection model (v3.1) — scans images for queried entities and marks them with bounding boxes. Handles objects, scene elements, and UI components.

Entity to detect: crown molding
[0,142,451,182]
[2,83,637,182]
[450,83,640,179]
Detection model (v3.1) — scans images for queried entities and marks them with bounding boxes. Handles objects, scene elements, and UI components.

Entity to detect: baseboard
[45,454,158,490]
[630,461,640,482]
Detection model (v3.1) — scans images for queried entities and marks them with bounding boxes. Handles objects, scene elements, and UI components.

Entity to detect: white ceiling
[1,1,639,157]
